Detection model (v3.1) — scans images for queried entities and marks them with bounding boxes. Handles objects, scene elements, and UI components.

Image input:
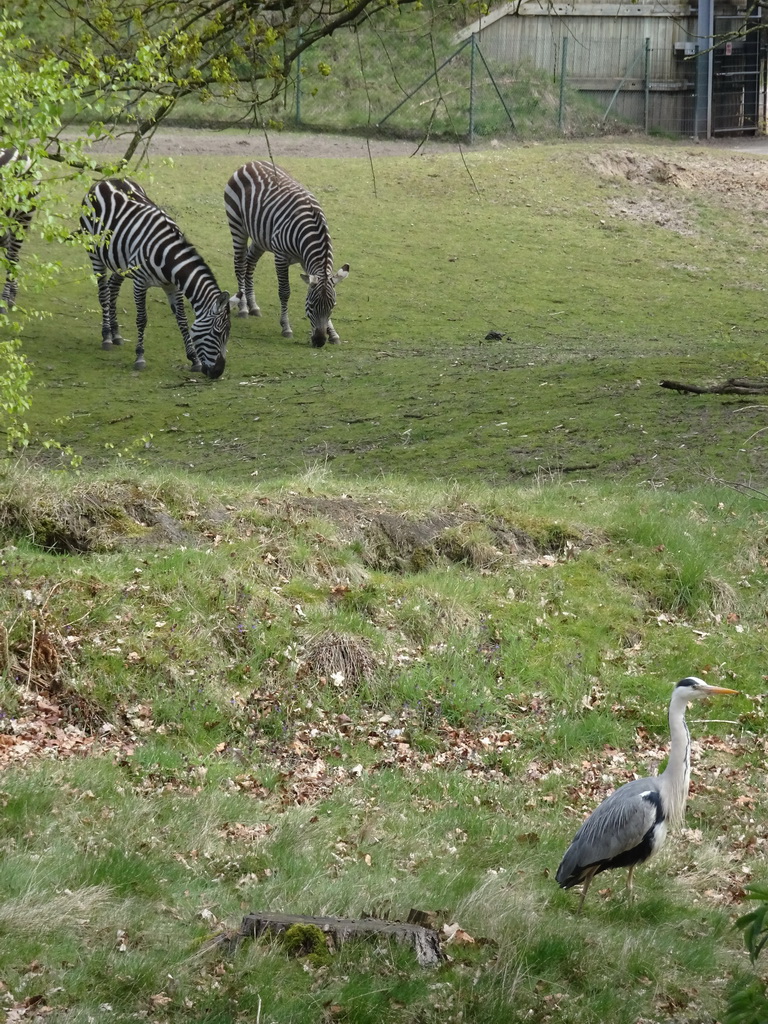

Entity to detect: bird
[556,676,738,911]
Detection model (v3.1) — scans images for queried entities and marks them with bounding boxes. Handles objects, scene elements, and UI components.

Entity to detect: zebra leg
[243,243,263,317]
[274,256,293,338]
[132,281,149,370]
[231,233,260,318]
[96,271,117,349]
[327,318,341,344]
[168,291,201,371]
[0,233,23,313]
[107,273,126,345]
[0,277,17,314]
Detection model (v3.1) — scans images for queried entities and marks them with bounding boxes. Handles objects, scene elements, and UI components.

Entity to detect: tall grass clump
[609,498,743,617]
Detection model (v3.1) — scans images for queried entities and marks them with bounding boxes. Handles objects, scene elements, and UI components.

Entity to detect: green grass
[1,137,768,1022]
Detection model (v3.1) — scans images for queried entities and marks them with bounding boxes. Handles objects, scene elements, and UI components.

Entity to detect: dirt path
[84,126,489,160]
[85,124,768,164]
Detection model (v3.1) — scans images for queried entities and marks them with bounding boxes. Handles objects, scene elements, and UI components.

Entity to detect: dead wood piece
[660,378,768,396]
[407,907,442,929]
[236,911,444,967]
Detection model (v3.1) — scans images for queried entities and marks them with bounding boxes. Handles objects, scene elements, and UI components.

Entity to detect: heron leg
[626,864,636,903]
[577,866,599,914]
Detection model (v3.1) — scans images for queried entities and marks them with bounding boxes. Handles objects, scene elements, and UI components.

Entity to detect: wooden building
[455,1,763,136]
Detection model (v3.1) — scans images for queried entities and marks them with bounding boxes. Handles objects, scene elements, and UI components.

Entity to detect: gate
[711,16,763,135]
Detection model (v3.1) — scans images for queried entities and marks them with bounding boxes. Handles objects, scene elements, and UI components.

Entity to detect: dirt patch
[269,495,588,572]
[588,147,768,234]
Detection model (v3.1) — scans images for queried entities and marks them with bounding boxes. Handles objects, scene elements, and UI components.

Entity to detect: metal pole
[378,38,472,128]
[469,33,476,144]
[475,41,517,132]
[604,45,646,121]
[558,36,568,132]
[644,37,651,133]
[695,0,713,137]
[296,27,302,125]
[707,17,714,137]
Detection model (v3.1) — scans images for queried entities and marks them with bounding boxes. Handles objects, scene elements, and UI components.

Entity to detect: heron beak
[705,685,739,695]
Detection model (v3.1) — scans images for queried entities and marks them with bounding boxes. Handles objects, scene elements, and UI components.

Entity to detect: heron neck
[660,691,691,829]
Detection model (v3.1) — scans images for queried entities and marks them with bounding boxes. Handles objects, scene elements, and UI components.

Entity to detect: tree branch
[659,378,768,395]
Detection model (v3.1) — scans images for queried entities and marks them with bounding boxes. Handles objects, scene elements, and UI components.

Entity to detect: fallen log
[228,910,445,967]
[659,378,768,396]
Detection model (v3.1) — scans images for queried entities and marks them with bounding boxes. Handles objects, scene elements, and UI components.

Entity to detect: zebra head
[301,264,349,347]
[191,290,231,379]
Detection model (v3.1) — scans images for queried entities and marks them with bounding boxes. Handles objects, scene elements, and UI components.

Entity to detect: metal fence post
[295,27,302,125]
[558,36,568,132]
[695,0,713,137]
[644,37,651,133]
[469,33,476,144]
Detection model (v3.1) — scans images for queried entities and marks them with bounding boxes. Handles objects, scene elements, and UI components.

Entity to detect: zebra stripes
[224,161,349,348]
[80,178,230,378]
[0,147,36,313]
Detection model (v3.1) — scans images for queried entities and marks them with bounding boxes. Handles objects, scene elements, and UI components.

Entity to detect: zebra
[224,161,349,348]
[0,147,36,313]
[80,178,230,378]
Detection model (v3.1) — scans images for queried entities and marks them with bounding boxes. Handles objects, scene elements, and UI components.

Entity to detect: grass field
[1,135,767,1024]
[14,137,768,487]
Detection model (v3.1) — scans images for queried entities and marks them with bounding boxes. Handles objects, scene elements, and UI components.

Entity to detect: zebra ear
[217,291,230,310]
[300,273,320,285]
[333,264,350,284]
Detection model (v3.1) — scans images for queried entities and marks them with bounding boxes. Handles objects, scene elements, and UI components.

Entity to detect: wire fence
[170,16,761,142]
[262,34,699,141]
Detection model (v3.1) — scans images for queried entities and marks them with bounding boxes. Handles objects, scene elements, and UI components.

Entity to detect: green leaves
[725,885,768,1024]
[735,884,768,965]
[16,0,420,165]
[0,338,32,452]
[0,15,113,458]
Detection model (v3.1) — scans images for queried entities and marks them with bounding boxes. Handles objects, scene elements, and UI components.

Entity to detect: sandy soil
[587,145,768,234]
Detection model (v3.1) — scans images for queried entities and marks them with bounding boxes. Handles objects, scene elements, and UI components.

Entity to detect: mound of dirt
[0,484,223,553]
[588,151,701,188]
[588,147,768,234]
[0,484,589,569]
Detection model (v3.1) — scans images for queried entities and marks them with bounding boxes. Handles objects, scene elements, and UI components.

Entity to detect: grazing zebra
[224,161,349,348]
[0,147,36,313]
[80,178,230,378]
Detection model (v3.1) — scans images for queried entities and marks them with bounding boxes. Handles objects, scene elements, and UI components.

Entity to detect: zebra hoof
[282,329,293,338]
[249,308,261,317]
[133,359,147,371]
[101,340,114,350]
[190,362,202,373]
[112,335,125,346]
[328,336,341,345]
[237,310,249,319]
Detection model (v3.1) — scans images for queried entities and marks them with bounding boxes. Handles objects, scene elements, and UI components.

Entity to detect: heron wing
[556,778,662,887]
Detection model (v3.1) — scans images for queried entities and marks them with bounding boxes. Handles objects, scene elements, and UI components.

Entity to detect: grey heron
[556,676,738,911]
